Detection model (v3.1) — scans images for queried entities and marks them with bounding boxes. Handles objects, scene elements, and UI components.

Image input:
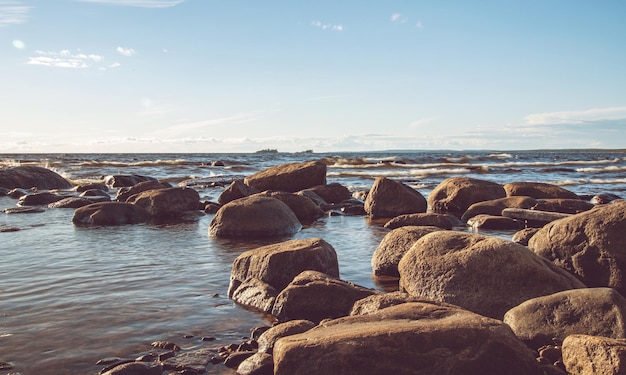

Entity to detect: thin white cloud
[409,117,438,129]
[525,106,626,126]
[116,46,136,56]
[311,20,343,31]
[416,20,424,29]
[0,1,31,26]
[76,0,184,8]
[391,13,408,24]
[27,50,104,69]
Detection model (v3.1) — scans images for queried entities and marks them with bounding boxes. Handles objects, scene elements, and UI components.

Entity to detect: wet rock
[126,187,200,219]
[504,288,626,350]
[502,208,572,227]
[7,188,31,198]
[244,160,327,193]
[228,238,339,313]
[160,347,216,373]
[562,334,626,375]
[18,191,69,206]
[224,351,256,369]
[217,179,260,205]
[467,214,524,230]
[383,212,463,230]
[461,195,538,222]
[273,302,539,375]
[104,174,157,188]
[428,177,506,218]
[0,165,72,190]
[364,177,427,218]
[49,197,99,209]
[257,320,316,354]
[372,226,444,277]
[150,340,181,351]
[100,361,162,375]
[253,191,324,222]
[271,270,379,323]
[532,198,594,214]
[302,183,351,204]
[237,352,274,375]
[203,201,221,214]
[398,231,585,319]
[209,196,302,238]
[2,206,45,214]
[114,180,170,202]
[80,189,111,199]
[528,201,626,295]
[230,277,279,313]
[504,181,579,200]
[591,192,622,205]
[75,182,108,193]
[72,202,151,226]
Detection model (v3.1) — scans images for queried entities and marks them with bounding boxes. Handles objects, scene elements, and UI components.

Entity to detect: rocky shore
[1,160,626,374]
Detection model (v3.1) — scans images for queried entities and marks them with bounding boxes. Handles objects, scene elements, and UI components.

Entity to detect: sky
[1,0,625,153]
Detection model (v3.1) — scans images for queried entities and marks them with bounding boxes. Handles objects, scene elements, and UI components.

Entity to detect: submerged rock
[72,202,151,226]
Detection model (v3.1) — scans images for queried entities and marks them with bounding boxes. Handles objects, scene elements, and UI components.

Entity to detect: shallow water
[1,150,624,374]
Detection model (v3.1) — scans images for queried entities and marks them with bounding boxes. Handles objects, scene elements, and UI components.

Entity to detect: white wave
[487,153,513,159]
[576,166,626,173]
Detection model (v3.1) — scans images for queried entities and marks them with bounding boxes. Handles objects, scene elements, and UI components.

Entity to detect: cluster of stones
[3,161,626,374]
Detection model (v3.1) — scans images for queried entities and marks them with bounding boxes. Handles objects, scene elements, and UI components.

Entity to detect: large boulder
[504,288,626,350]
[17,191,69,206]
[528,201,626,295]
[72,202,150,226]
[244,161,326,193]
[504,181,579,200]
[271,271,379,323]
[372,226,444,277]
[562,334,626,375]
[383,212,463,230]
[532,198,595,214]
[228,238,339,313]
[461,196,538,222]
[428,177,506,218]
[302,183,351,204]
[217,179,260,205]
[0,166,72,190]
[257,320,316,354]
[350,291,459,316]
[398,231,585,319]
[126,187,200,219]
[364,177,427,218]
[114,180,170,202]
[209,196,302,238]
[273,302,539,375]
[253,191,324,222]
[104,174,157,188]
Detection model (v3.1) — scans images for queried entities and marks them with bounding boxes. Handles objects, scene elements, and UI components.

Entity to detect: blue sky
[1,0,625,153]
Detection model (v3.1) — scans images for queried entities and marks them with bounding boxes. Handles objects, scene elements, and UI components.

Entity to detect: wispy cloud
[311,20,343,31]
[0,1,31,27]
[391,13,407,24]
[409,117,438,129]
[76,0,184,8]
[525,106,626,126]
[27,49,105,69]
[116,46,136,56]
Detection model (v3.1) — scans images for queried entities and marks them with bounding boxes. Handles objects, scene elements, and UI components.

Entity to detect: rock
[383,212,463,230]
[203,201,221,214]
[398,231,585,319]
[528,201,626,295]
[230,277,279,313]
[211,160,225,167]
[257,320,315,354]
[428,177,506,218]
[101,362,162,375]
[532,198,594,214]
[104,174,157,188]
[364,177,427,218]
[114,180,171,202]
[209,196,302,238]
[218,180,260,205]
[562,334,626,375]
[502,208,572,226]
[244,160,327,193]
[48,197,97,209]
[75,182,108,193]
[504,288,626,350]
[3,206,45,214]
[0,165,72,190]
[18,192,69,206]
[79,189,111,199]
[271,270,379,323]
[296,190,327,206]
[126,187,200,219]
[7,188,30,198]
[224,351,256,369]
[504,181,579,199]
[151,340,181,351]
[467,214,524,230]
[237,352,274,375]
[302,183,351,204]
[512,227,541,245]
[228,238,339,313]
[0,187,8,196]
[72,202,151,226]
[461,196,538,222]
[273,302,539,375]
[253,191,324,222]
[591,193,622,205]
[372,226,444,277]
[350,291,459,316]
[160,347,216,373]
